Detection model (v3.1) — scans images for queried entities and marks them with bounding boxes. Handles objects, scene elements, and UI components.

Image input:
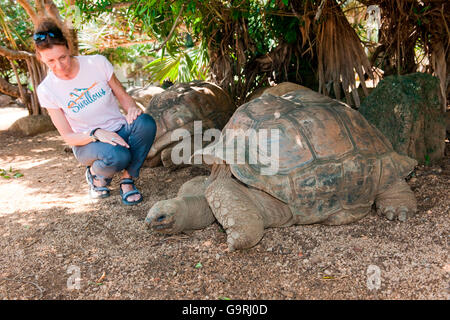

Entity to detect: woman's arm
[46,108,93,146]
[107,73,143,124]
[47,108,130,148]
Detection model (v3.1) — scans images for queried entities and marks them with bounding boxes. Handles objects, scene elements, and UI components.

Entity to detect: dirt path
[0,126,448,300]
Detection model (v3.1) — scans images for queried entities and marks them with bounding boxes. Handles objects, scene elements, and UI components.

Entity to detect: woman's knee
[103,147,131,170]
[135,114,156,135]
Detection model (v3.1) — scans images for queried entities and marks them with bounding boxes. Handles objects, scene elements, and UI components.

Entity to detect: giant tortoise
[144,81,235,167]
[145,86,418,251]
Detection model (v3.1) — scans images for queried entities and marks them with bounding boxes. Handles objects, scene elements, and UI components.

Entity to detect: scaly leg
[205,178,267,251]
[375,179,417,222]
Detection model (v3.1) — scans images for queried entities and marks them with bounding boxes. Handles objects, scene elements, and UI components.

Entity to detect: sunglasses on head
[33,31,56,42]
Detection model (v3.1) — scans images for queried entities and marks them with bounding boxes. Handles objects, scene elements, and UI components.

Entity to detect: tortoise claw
[385,209,395,221]
[398,209,408,222]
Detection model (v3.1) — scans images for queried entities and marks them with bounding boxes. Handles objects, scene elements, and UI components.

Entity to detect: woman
[35,21,157,205]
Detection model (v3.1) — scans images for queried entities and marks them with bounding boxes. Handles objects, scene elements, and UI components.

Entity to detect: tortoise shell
[217,86,416,219]
[145,81,235,159]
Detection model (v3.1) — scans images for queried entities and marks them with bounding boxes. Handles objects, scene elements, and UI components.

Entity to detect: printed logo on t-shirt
[67,82,106,113]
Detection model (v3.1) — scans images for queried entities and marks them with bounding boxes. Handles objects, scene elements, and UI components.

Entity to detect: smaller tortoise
[144,81,235,167]
[146,86,418,251]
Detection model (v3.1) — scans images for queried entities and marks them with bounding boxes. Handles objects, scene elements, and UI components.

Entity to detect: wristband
[89,128,100,142]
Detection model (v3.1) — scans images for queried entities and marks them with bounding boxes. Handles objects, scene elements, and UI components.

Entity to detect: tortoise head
[145,198,187,234]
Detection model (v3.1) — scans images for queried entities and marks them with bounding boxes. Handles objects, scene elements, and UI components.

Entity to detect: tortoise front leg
[205,178,266,251]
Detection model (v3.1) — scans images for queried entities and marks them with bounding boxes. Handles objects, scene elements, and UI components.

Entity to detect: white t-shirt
[37,54,126,133]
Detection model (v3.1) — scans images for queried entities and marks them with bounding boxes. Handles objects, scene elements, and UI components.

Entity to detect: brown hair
[34,20,68,50]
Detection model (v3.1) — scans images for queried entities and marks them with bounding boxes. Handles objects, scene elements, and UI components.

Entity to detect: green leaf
[195,262,202,269]
[285,30,297,43]
[3,175,11,179]
[14,173,23,178]
[219,296,231,300]
[282,0,289,6]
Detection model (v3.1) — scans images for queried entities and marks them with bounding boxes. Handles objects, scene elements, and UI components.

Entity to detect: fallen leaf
[298,251,303,257]
[195,262,203,269]
[96,271,106,284]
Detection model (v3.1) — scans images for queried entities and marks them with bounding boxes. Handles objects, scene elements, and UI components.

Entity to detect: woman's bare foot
[87,167,109,198]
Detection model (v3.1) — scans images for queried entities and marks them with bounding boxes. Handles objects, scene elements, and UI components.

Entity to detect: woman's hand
[94,129,130,148]
[107,74,143,125]
[126,106,143,125]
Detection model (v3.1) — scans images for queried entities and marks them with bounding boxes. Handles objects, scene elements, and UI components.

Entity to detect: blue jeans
[73,114,156,185]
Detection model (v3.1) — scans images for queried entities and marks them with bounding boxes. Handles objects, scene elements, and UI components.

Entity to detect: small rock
[9,115,56,136]
[0,94,13,106]
[202,240,212,247]
[266,247,273,252]
[63,146,73,153]
[281,290,294,298]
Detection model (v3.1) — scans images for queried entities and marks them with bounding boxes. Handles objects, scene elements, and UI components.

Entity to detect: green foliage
[424,154,430,166]
[0,167,24,179]
[248,1,278,54]
[0,1,33,78]
[263,1,300,45]
[0,0,33,49]
[144,42,209,84]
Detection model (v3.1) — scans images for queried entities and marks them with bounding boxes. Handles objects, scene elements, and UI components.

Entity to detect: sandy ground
[0,113,448,300]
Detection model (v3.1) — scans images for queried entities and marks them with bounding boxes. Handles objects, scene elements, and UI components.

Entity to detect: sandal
[119,178,143,205]
[85,166,110,199]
